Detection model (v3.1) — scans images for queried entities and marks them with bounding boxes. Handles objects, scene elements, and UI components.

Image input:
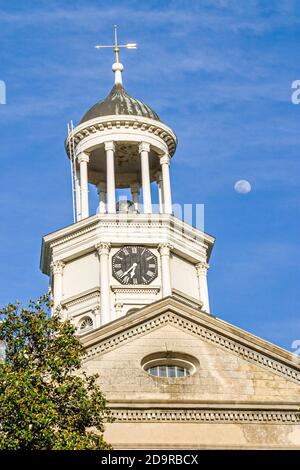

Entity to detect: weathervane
[95,25,137,64]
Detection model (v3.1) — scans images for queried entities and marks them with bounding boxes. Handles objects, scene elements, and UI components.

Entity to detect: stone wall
[82,322,300,448]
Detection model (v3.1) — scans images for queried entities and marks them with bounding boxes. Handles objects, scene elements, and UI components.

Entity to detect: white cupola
[66,44,177,220]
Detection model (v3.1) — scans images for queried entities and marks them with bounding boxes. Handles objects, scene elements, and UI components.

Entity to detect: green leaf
[0,294,112,450]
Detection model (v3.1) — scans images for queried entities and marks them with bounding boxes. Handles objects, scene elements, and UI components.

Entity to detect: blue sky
[0,0,299,350]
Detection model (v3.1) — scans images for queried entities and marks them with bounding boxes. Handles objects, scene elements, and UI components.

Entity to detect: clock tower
[39,31,300,450]
[40,35,214,332]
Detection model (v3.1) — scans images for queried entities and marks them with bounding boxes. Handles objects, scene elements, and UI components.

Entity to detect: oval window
[146,364,190,378]
[141,352,198,378]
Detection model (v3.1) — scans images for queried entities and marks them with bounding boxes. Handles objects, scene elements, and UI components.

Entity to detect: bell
[116,199,136,214]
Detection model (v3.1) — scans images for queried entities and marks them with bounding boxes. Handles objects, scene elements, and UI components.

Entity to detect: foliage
[0,295,112,450]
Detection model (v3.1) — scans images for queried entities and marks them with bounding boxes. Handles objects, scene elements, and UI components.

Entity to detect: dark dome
[80,83,160,124]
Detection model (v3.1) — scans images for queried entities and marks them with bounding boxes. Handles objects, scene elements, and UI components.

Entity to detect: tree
[0,294,112,450]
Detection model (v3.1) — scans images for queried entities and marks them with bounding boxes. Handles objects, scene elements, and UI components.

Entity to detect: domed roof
[80,83,160,124]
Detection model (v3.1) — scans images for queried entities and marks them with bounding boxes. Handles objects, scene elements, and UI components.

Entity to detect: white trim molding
[110,408,300,424]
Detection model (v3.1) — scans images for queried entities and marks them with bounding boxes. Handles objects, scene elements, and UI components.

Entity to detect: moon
[234,179,252,194]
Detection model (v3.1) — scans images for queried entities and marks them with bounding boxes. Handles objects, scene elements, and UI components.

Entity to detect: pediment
[81,297,300,385]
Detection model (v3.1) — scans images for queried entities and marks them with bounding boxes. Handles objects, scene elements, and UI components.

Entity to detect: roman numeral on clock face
[112,246,158,285]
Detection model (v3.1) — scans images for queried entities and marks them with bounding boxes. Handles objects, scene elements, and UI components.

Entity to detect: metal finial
[114,25,119,63]
[95,25,137,64]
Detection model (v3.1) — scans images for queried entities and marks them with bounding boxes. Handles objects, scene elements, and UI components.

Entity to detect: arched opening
[78,316,93,333]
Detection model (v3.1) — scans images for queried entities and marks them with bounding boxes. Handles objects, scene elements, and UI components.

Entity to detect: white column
[50,260,65,310]
[105,142,116,213]
[160,154,172,214]
[78,152,89,219]
[139,142,152,213]
[96,243,111,325]
[97,181,107,214]
[158,243,173,297]
[156,171,164,214]
[130,183,140,212]
[195,262,210,313]
[75,167,81,221]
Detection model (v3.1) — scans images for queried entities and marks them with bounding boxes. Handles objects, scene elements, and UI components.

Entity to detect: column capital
[158,242,173,256]
[50,260,65,275]
[105,141,115,152]
[115,303,123,315]
[139,142,150,154]
[78,152,89,164]
[95,242,111,256]
[92,303,101,314]
[160,154,171,166]
[195,261,209,276]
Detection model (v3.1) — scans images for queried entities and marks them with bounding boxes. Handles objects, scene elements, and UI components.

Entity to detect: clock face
[112,246,158,285]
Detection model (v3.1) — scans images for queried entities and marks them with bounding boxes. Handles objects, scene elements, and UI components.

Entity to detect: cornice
[61,287,100,309]
[40,214,215,275]
[172,289,202,309]
[81,298,300,385]
[108,399,300,409]
[109,408,300,424]
[65,115,177,158]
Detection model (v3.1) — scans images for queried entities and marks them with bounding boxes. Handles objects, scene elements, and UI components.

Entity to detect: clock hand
[120,263,137,278]
[130,264,137,278]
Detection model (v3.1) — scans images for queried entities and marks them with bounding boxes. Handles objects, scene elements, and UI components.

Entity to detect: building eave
[40,213,215,275]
